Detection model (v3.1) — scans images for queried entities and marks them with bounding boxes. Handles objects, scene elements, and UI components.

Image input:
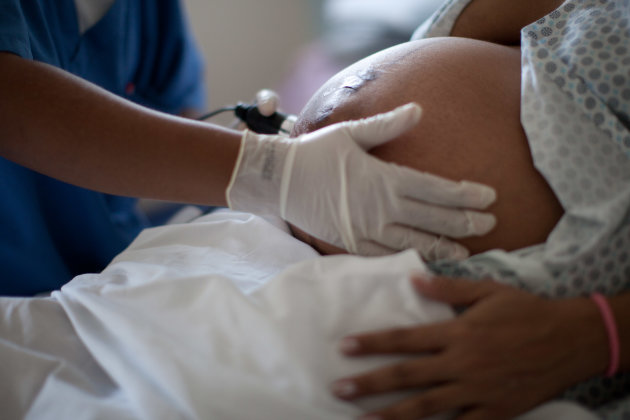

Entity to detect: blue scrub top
[0,0,207,296]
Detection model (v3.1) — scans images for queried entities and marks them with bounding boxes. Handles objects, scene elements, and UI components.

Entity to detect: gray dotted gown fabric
[412,0,630,418]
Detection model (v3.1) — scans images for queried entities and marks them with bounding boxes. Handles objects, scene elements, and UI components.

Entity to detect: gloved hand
[226,103,496,260]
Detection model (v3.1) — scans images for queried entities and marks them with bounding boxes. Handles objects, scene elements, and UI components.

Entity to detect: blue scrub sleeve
[0,0,207,115]
[132,0,207,114]
[0,0,34,58]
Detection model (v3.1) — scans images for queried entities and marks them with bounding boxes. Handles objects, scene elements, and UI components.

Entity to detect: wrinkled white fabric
[55,211,452,419]
[227,103,497,260]
[0,297,136,420]
[1,211,597,419]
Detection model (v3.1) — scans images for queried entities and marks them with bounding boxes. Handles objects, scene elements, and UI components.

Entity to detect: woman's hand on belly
[331,276,608,420]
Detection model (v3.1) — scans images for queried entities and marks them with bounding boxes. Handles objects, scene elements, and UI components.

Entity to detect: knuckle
[386,327,412,347]
[455,349,494,373]
[447,322,470,342]
[352,375,374,394]
[389,361,419,387]
[390,363,410,382]
[385,395,441,420]
[410,395,441,416]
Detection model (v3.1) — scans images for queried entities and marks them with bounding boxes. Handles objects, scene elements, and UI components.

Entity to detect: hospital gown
[412,0,630,417]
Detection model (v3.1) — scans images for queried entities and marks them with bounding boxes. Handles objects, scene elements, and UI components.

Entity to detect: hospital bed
[1,209,600,419]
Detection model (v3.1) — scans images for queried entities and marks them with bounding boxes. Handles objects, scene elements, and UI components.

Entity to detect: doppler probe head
[255,89,279,117]
[197,89,296,135]
[234,89,296,135]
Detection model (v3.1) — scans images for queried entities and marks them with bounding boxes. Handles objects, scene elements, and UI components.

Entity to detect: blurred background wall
[183,0,323,112]
[182,0,444,115]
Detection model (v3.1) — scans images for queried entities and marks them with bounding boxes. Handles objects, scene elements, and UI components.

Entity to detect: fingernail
[450,243,470,260]
[435,242,469,261]
[410,275,432,289]
[410,270,433,282]
[339,337,360,354]
[479,185,497,207]
[331,380,357,397]
[468,213,497,236]
[462,181,497,208]
[400,102,422,119]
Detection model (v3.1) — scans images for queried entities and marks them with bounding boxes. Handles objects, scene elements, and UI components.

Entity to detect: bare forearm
[0,52,242,206]
[451,0,564,45]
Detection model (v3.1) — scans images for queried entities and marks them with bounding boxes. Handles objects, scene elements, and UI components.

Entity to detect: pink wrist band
[591,293,620,377]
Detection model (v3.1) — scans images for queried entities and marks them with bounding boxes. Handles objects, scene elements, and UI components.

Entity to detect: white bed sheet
[1,210,598,420]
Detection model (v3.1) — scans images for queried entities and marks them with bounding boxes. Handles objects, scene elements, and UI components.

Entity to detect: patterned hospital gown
[412,0,630,418]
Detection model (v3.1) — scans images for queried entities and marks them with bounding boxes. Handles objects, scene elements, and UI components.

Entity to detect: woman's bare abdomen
[293,37,563,256]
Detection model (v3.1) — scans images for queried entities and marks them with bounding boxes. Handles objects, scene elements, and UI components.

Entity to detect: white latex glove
[226,103,496,260]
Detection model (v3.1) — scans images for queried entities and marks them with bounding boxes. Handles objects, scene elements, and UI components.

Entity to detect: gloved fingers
[354,239,396,257]
[343,103,422,151]
[392,198,497,238]
[376,224,470,261]
[395,165,497,210]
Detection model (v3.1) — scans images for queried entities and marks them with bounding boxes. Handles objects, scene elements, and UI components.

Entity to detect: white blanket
[1,211,597,419]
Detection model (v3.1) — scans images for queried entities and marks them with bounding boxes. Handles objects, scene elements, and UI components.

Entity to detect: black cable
[197,106,237,121]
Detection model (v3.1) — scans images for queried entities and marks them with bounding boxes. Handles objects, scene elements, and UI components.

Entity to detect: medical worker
[0,0,497,296]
